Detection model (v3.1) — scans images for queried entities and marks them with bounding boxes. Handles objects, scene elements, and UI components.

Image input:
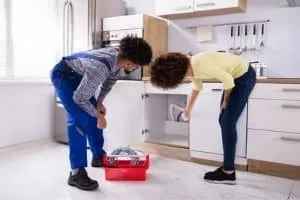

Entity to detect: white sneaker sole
[205,179,237,185]
[169,104,185,121]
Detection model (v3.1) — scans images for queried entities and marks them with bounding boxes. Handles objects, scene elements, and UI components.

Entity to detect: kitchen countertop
[254,78,300,84]
[142,77,300,84]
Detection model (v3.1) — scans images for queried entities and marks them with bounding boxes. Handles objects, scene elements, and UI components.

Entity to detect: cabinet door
[190,84,247,157]
[194,0,239,11]
[155,0,194,15]
[248,130,300,166]
[103,81,145,151]
[248,99,300,133]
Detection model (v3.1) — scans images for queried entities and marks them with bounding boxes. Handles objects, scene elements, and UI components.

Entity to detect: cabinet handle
[211,88,223,92]
[282,88,300,92]
[88,0,95,48]
[280,136,300,143]
[196,2,216,8]
[175,5,193,11]
[63,0,69,56]
[68,0,74,54]
[281,104,300,109]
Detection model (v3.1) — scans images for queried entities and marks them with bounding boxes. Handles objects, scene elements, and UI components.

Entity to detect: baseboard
[131,142,191,162]
[130,143,300,179]
[248,159,300,180]
[190,151,248,165]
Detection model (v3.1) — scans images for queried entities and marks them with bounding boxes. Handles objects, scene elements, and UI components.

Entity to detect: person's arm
[185,89,200,119]
[221,89,232,110]
[184,78,203,119]
[96,70,119,113]
[73,63,109,118]
[97,78,117,102]
[207,66,235,110]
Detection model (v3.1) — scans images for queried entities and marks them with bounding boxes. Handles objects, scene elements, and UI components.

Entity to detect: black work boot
[68,168,99,191]
[204,167,236,185]
[91,154,105,168]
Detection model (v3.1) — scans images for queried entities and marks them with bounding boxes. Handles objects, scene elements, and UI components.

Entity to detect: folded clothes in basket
[111,147,138,156]
[104,147,150,181]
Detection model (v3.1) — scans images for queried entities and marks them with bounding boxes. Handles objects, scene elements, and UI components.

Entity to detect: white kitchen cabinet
[143,93,189,148]
[248,130,300,166]
[145,82,191,95]
[155,0,246,19]
[250,84,300,101]
[247,83,300,177]
[194,0,239,11]
[155,0,194,16]
[248,99,300,134]
[104,82,190,149]
[190,83,247,158]
[103,81,145,151]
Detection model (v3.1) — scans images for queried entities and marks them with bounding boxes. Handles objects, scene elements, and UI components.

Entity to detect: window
[0,0,6,77]
[1,0,57,79]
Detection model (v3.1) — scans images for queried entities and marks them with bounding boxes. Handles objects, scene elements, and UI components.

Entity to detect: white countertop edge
[0,79,52,86]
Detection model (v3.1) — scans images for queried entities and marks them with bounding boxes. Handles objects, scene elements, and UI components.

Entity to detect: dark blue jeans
[51,60,106,169]
[219,66,256,170]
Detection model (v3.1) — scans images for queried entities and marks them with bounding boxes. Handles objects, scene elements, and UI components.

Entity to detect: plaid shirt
[63,47,120,117]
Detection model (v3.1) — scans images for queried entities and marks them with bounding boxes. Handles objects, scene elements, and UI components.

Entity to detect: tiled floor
[0,140,299,200]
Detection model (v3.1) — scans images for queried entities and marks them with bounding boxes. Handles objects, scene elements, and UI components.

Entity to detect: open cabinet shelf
[143,93,189,148]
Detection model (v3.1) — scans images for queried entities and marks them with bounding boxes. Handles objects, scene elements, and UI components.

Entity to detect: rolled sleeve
[222,73,235,90]
[191,78,203,91]
[73,63,109,117]
[215,70,235,90]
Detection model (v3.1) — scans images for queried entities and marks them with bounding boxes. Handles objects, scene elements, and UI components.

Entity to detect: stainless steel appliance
[54,0,125,143]
[102,15,144,80]
[287,0,300,7]
[102,14,168,80]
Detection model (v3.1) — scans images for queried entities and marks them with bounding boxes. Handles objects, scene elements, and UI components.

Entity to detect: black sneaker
[68,168,99,191]
[204,167,236,185]
[91,154,105,168]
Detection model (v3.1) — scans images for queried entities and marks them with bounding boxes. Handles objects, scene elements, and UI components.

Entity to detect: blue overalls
[50,53,110,170]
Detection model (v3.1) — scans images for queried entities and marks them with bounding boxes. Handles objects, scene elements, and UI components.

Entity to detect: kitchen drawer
[248,99,300,133]
[201,83,224,94]
[250,84,300,100]
[145,82,224,95]
[248,130,300,166]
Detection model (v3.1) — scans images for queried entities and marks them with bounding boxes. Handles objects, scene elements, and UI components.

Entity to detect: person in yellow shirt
[150,51,256,184]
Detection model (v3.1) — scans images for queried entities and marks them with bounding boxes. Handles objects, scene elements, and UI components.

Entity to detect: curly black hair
[150,53,190,89]
[119,36,153,66]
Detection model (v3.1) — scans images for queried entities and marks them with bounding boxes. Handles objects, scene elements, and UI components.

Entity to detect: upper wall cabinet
[155,0,194,16]
[155,0,247,19]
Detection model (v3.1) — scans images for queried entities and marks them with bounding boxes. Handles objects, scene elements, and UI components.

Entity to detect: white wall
[0,81,55,148]
[123,0,155,15]
[123,0,300,78]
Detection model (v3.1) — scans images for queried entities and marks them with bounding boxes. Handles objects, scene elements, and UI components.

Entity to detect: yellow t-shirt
[191,52,248,91]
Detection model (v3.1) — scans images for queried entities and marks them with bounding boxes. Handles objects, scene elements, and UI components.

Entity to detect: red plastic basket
[103,154,149,181]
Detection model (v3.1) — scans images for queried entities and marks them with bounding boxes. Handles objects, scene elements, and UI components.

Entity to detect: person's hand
[220,101,228,111]
[183,110,191,121]
[97,113,107,129]
[97,103,106,115]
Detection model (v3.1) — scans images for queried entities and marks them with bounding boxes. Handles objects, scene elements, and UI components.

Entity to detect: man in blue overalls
[51,36,152,191]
